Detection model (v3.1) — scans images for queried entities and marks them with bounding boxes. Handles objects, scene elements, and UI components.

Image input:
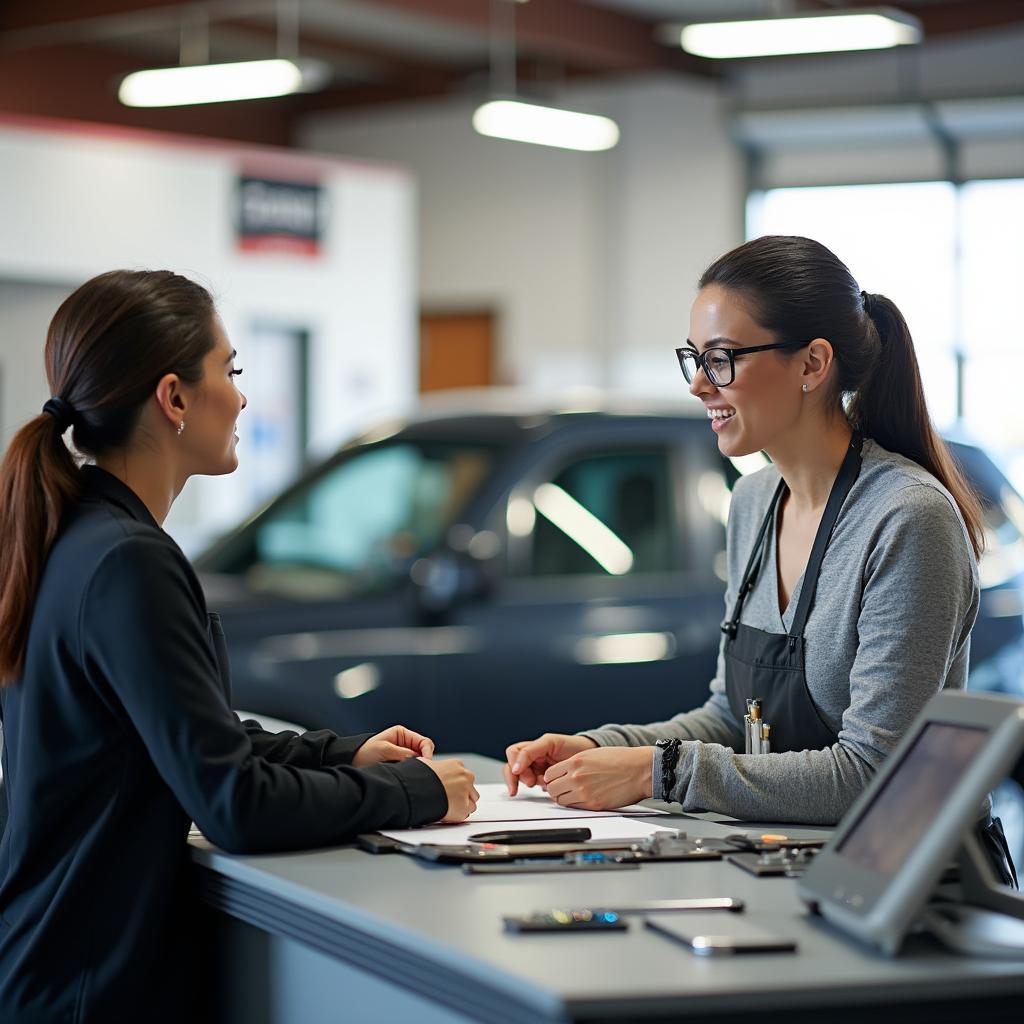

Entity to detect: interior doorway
[419,311,495,393]
[243,321,310,505]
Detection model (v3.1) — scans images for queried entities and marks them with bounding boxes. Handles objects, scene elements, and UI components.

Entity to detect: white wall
[310,92,606,388]
[0,280,72,450]
[300,73,744,399]
[0,120,417,552]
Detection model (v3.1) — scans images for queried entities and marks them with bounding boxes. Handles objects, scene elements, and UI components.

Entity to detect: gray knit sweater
[582,440,980,825]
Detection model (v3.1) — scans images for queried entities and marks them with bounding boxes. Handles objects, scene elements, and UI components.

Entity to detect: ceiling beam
[290,77,462,115]
[0,0,195,34]
[371,0,714,76]
[218,16,457,83]
[288,55,595,116]
[906,0,1024,37]
[0,43,294,146]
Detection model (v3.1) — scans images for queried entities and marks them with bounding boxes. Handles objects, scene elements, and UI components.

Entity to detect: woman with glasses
[503,235,1013,882]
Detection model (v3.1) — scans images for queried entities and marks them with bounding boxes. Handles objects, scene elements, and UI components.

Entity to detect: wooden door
[419,311,494,392]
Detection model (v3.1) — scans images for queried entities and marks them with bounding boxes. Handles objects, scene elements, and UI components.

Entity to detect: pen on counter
[467,827,593,845]
[744,699,754,755]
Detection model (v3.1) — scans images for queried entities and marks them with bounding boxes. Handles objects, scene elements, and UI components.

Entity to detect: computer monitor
[799,690,1024,956]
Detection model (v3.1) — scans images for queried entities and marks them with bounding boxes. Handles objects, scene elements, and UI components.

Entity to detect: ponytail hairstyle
[0,270,217,684]
[698,235,984,559]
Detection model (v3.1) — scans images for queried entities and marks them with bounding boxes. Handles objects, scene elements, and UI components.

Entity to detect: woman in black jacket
[0,270,478,1023]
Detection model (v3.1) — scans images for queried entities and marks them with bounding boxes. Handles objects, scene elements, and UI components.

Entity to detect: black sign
[237,175,324,256]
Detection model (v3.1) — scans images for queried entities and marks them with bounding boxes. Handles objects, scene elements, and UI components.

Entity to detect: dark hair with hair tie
[42,397,76,432]
[699,235,984,560]
[0,269,217,683]
[860,290,880,323]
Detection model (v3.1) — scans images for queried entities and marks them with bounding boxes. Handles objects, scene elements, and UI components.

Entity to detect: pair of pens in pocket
[744,699,771,755]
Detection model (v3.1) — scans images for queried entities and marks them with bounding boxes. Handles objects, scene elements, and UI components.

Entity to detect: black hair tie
[42,396,76,432]
[860,290,875,315]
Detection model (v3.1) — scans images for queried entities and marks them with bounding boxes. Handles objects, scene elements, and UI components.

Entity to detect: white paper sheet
[380,816,673,847]
[462,783,667,823]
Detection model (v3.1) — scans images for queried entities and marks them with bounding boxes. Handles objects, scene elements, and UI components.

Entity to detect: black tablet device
[798,690,1024,955]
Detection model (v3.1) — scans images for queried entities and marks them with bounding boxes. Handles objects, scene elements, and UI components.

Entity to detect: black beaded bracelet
[655,738,682,803]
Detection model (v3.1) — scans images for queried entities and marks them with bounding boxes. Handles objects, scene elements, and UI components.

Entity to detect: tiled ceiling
[1,1,1021,147]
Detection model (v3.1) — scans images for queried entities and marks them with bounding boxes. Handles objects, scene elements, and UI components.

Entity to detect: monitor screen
[836,722,988,877]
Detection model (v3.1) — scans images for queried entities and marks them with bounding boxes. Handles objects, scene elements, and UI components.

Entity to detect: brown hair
[0,270,217,683]
[699,235,985,559]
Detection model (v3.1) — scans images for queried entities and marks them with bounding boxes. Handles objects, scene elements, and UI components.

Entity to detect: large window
[960,179,1024,486]
[747,178,1024,490]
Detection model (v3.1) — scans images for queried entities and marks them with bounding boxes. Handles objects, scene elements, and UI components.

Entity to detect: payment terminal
[798,690,1024,956]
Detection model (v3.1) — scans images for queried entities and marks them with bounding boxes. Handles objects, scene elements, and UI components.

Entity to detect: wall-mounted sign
[236,175,325,257]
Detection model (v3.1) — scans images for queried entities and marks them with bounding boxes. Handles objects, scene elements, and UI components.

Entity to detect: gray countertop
[190,755,1024,1022]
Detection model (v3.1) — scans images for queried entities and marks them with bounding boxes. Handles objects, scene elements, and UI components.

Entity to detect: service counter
[190,757,1024,1023]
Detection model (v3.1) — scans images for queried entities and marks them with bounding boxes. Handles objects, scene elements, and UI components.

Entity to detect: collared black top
[0,467,446,1023]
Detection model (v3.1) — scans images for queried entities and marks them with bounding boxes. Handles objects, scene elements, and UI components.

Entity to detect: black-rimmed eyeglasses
[675,340,813,388]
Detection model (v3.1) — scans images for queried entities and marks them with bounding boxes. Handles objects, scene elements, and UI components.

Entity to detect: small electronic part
[630,830,723,862]
[727,847,820,878]
[465,852,639,875]
[504,909,628,932]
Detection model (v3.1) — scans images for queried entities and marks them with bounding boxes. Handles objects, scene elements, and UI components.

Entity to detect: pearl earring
[177,421,185,436]
[801,384,809,393]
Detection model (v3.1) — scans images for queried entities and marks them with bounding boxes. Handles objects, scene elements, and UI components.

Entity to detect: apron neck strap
[722,477,786,639]
[788,431,864,640]
[721,432,863,642]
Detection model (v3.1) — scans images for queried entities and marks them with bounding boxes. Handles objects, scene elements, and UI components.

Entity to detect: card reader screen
[836,722,988,877]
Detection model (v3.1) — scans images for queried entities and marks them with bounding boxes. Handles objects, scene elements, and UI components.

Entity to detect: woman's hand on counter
[352,724,435,767]
[503,733,598,796]
[543,746,655,811]
[421,758,479,822]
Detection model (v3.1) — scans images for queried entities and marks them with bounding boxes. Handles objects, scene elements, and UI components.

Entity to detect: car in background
[196,392,1024,764]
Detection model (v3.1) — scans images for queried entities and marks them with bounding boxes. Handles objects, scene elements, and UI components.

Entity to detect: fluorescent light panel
[119,58,306,108]
[680,9,921,59]
[472,100,620,152]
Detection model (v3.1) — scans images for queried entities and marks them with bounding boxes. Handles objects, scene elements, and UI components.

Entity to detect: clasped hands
[351,724,655,820]
[352,724,478,823]
[502,733,655,811]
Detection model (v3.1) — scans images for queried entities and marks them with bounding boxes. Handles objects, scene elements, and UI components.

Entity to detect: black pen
[467,827,593,845]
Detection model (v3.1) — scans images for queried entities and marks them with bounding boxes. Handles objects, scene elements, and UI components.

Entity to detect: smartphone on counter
[645,917,797,955]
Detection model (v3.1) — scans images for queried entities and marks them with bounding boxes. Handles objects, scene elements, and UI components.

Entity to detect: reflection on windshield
[532,483,634,575]
[247,442,495,600]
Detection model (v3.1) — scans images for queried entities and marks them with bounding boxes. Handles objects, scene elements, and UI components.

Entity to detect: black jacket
[0,467,446,1023]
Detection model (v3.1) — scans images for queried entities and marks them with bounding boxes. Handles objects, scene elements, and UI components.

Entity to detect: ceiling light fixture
[471,0,620,152]
[673,7,922,60]
[120,59,312,107]
[473,99,620,152]
[118,0,328,108]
